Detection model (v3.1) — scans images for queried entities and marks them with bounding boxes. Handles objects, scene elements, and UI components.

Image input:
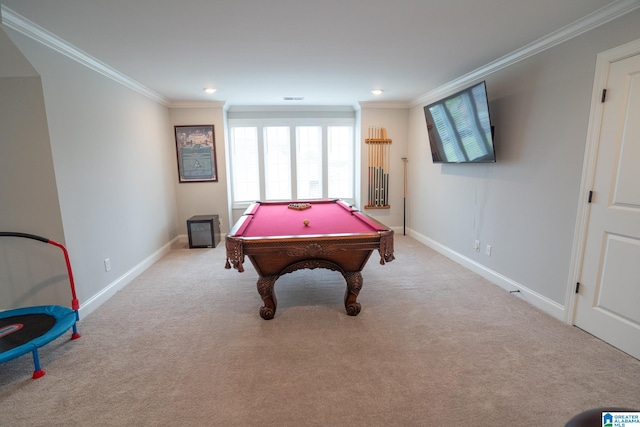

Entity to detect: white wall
[169,106,230,238]
[4,27,179,315]
[406,9,640,318]
[0,27,68,308]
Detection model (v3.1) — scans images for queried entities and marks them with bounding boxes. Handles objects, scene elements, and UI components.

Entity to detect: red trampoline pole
[46,239,81,340]
[47,239,80,312]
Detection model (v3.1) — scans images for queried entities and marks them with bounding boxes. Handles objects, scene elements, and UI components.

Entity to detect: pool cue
[370,130,376,207]
[378,142,382,206]
[374,141,378,206]
[373,142,379,206]
[379,142,383,206]
[366,128,373,206]
[373,140,376,206]
[388,144,391,206]
[402,157,408,235]
[382,141,386,206]
[385,143,388,206]
[384,142,389,206]
[382,141,389,206]
[377,142,381,207]
[381,141,384,206]
[367,138,372,206]
[371,140,375,206]
[368,129,373,207]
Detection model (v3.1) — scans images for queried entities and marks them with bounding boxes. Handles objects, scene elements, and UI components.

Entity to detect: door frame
[565,37,640,325]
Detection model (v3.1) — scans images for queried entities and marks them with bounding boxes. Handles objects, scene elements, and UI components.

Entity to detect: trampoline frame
[0,232,81,379]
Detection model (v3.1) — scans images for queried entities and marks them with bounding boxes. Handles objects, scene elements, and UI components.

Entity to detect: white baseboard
[78,236,181,318]
[406,228,565,321]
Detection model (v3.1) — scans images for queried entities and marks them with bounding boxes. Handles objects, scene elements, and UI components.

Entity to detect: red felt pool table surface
[232,199,385,237]
[225,199,395,319]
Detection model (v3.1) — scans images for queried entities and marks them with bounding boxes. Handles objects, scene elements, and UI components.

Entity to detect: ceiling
[2,0,637,107]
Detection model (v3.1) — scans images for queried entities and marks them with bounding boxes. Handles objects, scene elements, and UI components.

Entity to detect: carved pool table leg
[257,275,278,320]
[343,271,363,316]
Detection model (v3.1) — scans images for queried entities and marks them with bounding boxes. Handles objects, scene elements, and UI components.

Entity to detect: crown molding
[226,105,356,113]
[169,101,228,109]
[1,5,170,106]
[358,101,412,109]
[410,0,640,107]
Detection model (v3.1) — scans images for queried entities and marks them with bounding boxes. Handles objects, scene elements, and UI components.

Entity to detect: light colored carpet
[1,235,639,426]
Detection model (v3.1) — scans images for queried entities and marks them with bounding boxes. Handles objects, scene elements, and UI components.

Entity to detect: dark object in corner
[187,215,220,248]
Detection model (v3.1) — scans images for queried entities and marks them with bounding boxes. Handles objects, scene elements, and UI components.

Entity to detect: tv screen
[424,81,496,163]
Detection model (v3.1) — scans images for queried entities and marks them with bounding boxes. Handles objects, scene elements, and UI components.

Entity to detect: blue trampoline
[0,232,80,379]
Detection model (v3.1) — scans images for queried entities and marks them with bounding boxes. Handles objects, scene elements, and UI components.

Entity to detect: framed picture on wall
[174,125,218,183]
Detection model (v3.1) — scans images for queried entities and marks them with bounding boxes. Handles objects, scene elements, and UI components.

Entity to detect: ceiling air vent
[283,97,304,101]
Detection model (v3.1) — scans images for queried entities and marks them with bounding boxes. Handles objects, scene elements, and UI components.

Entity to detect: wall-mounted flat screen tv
[424,81,496,163]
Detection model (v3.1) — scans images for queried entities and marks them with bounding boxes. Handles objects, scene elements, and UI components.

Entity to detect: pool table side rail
[224,200,394,273]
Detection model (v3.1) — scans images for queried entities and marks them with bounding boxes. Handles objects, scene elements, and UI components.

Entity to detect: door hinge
[601,89,607,103]
[575,282,580,294]
[588,190,593,203]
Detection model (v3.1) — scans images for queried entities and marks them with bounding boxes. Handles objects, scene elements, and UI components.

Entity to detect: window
[327,126,354,199]
[264,126,291,200]
[230,127,260,202]
[228,116,355,206]
[296,126,322,199]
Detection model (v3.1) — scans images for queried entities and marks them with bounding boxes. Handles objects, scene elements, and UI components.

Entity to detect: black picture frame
[174,125,218,182]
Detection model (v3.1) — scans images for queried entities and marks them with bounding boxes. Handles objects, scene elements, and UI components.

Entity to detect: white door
[574,52,640,360]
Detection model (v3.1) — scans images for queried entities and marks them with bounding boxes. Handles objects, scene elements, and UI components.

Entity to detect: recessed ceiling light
[371,89,384,95]
[204,88,217,94]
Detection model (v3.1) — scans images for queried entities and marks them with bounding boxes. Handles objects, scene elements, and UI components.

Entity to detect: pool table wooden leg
[343,271,363,316]
[257,275,278,320]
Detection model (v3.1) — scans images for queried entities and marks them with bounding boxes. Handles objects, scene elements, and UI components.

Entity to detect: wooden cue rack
[365,127,392,209]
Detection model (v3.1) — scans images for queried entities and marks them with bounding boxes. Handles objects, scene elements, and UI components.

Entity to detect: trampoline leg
[71,311,81,340]
[31,349,45,379]
[71,323,81,340]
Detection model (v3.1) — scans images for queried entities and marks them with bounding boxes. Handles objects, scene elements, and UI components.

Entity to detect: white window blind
[327,125,354,199]
[230,127,260,202]
[264,126,292,200]
[296,126,322,199]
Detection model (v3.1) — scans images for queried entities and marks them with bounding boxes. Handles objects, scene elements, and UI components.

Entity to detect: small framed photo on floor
[174,125,218,182]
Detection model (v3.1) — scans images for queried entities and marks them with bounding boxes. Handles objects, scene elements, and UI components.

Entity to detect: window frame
[227,117,356,210]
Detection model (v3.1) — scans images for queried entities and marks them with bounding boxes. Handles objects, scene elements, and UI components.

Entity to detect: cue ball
[303,219,309,226]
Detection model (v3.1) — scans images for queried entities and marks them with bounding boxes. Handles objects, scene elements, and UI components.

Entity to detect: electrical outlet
[104,258,111,272]
[485,245,492,256]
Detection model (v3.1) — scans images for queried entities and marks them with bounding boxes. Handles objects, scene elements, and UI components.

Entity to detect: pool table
[225,199,395,319]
